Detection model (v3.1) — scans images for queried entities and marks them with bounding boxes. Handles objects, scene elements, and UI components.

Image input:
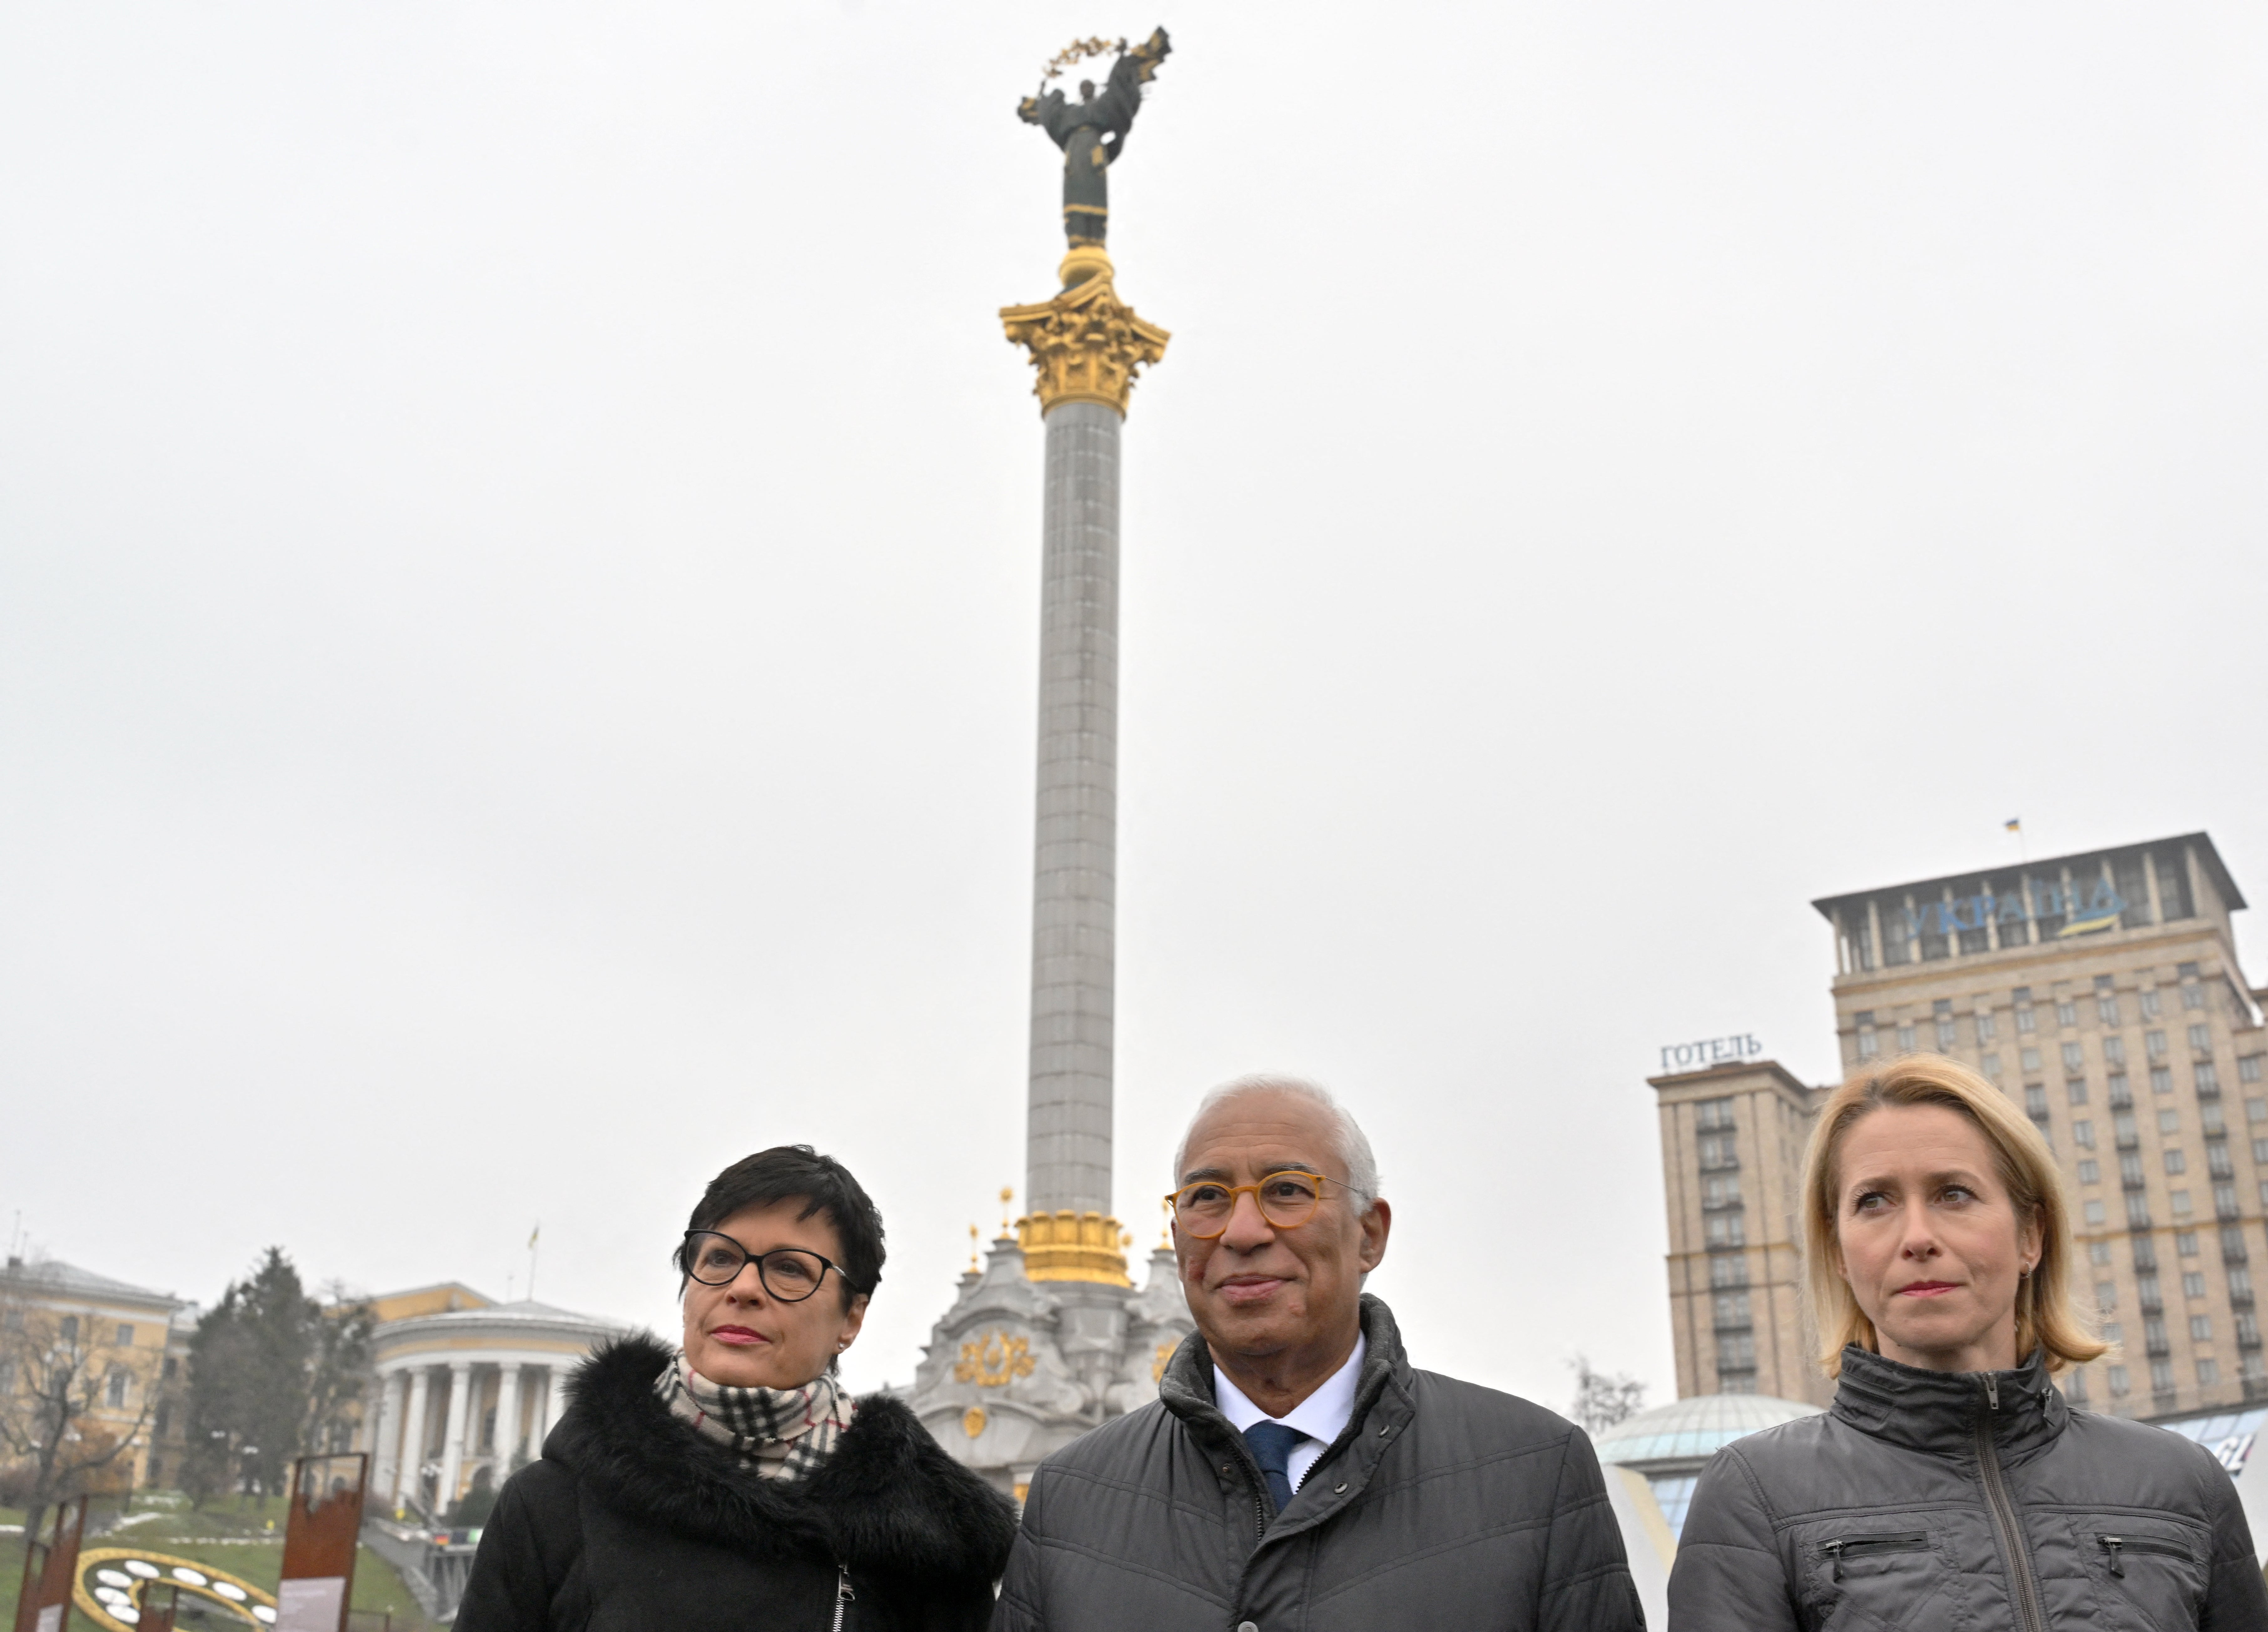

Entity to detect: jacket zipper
[2098,1534,2193,1577]
[1816,1533,1928,1583]
[831,1563,854,1632]
[1974,1374,2047,1632]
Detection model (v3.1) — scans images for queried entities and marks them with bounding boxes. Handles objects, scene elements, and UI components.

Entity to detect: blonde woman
[1668,1055,2266,1630]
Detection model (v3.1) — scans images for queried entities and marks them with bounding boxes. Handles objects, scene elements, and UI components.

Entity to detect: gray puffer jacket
[1669,1344,2268,1630]
[991,1294,1646,1632]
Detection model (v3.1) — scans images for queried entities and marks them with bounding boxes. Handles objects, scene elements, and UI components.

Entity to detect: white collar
[1212,1331,1367,1447]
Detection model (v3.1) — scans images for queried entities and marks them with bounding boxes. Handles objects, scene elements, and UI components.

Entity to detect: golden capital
[1000,251,1169,417]
[1014,1209,1132,1284]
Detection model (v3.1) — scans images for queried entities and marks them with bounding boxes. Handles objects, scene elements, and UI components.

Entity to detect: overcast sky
[3,3,2264,1408]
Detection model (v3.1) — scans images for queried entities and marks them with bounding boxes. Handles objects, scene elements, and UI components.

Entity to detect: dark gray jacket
[1669,1345,2268,1631]
[992,1295,1646,1632]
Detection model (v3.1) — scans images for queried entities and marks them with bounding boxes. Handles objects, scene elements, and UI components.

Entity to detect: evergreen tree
[184,1249,324,1502]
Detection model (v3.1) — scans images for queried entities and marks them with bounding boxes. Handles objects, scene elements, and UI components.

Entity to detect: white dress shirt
[1212,1332,1367,1494]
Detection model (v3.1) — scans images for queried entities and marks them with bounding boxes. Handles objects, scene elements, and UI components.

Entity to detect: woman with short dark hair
[1668,1057,2267,1630]
[458,1145,1017,1630]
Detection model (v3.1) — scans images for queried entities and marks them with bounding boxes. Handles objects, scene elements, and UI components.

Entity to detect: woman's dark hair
[675,1145,886,1305]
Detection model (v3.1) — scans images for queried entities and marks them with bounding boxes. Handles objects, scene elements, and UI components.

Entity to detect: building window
[1695,1098,1735,1132]
[1717,1332,1756,1370]
[2160,1109,2183,1135]
[2247,1354,2268,1383]
[2108,1365,2131,1396]
[2166,1148,2189,1173]
[2179,1232,2200,1257]
[2116,1112,2140,1148]
[2210,1141,2236,1177]
[2184,984,2207,1013]
[2018,1004,2038,1035]
[2254,1141,2268,1167]
[2142,989,2163,1020]
[2022,1047,2043,1074]
[2057,998,2079,1029]
[2066,1369,2090,1405]
[2148,1030,2168,1061]
[2067,1079,2089,1107]
[105,1370,129,1408]
[1937,1018,1959,1050]
[1713,1290,1751,1329]
[1857,1027,1879,1060]
[2203,1100,2226,1134]
[1983,1051,2003,1081]
[2074,1118,2096,1148]
[2242,1056,2265,1084]
[2199,1358,2220,1386]
[2104,1036,2128,1068]
[2240,1312,2263,1346]
[2173,1191,2194,1218]
[2198,1063,2222,1097]
[2084,1200,2108,1226]
[2231,1265,2254,1300]
[114,1324,132,1347]
[1705,1214,1745,1248]
[2109,1074,2134,1109]
[2192,1314,2214,1342]
[2091,1240,2114,1265]
[2062,1043,2085,1073]
[154,1401,170,1436]
[2222,1225,2248,1262]
[2144,1315,2170,1352]
[1897,1023,1917,1053]
[2250,1099,2268,1124]
[2026,1085,2051,1120]
[1698,1132,1739,1170]
[1978,1011,1998,1042]
[59,1315,78,1344]
[1703,1174,1742,1208]
[2097,1281,2118,1312]
[2103,1321,2124,1344]
[1709,1254,1748,1288]
[2191,1024,2214,1055]
[2216,1183,2240,1218]
[2157,858,2195,920]
[2127,1195,2153,1228]
[2152,1068,2174,1095]
[2100,993,2124,1027]
[2184,1272,2209,1298]
[2078,1160,2101,1184]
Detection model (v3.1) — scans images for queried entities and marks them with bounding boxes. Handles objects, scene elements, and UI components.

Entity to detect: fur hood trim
[551,1332,1016,1586]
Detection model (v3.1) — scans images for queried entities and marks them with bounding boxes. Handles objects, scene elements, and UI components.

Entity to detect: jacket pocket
[1816,1531,1929,1583]
[2096,1532,2192,1577]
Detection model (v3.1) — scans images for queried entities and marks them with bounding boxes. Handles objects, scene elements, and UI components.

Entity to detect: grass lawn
[2,1499,434,1630]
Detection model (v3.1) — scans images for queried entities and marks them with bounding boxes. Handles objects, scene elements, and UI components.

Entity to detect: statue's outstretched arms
[1018,86,1073,147]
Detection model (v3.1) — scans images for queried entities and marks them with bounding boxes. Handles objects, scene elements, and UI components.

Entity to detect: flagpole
[528,1225,540,1303]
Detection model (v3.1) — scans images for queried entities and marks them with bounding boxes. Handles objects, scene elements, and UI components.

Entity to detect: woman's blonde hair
[1801,1053,2106,1377]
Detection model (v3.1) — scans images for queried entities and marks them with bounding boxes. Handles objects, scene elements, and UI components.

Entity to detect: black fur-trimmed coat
[456,1334,1018,1632]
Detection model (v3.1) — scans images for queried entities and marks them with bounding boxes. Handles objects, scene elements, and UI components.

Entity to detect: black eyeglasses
[679,1231,845,1302]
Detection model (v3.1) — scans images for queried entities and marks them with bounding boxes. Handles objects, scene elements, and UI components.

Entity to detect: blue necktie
[1244,1421,1305,1515]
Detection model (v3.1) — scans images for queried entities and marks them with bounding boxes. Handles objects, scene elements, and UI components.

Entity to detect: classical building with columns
[361,1283,627,1518]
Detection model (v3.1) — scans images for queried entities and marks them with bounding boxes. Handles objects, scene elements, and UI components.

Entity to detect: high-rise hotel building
[1654,832,2268,1420]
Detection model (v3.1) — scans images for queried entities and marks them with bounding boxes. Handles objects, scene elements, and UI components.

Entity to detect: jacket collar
[1831,1343,2068,1465]
[1158,1293,1416,1546]
[548,1333,1015,1585]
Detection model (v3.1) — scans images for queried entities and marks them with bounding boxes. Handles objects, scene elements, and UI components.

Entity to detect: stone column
[527,1368,553,1450]
[392,1367,431,1507]
[492,1363,522,1473]
[1026,395,1122,1221]
[436,1362,473,1516]
[370,1369,407,1501]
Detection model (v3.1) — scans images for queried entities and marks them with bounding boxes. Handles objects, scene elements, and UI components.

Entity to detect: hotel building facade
[1654,832,2268,1421]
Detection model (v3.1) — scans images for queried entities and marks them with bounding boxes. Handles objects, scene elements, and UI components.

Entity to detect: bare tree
[1567,1353,1648,1436]
[0,1270,159,1544]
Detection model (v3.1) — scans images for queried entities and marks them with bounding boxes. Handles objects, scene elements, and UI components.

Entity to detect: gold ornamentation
[1015,1208,1133,1284]
[1013,1480,1030,1507]
[954,1330,1037,1387]
[1001,250,1169,417]
[1042,37,1121,80]
[968,1223,979,1272]
[1151,1340,1174,1383]
[962,1405,988,1438]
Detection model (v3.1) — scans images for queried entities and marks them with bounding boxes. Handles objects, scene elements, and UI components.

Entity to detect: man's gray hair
[1172,1074,1382,1210]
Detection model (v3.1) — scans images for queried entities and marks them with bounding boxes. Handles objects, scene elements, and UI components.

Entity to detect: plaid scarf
[655,1353,856,1482]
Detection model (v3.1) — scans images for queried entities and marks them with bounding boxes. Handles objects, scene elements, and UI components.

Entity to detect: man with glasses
[992,1075,1643,1632]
